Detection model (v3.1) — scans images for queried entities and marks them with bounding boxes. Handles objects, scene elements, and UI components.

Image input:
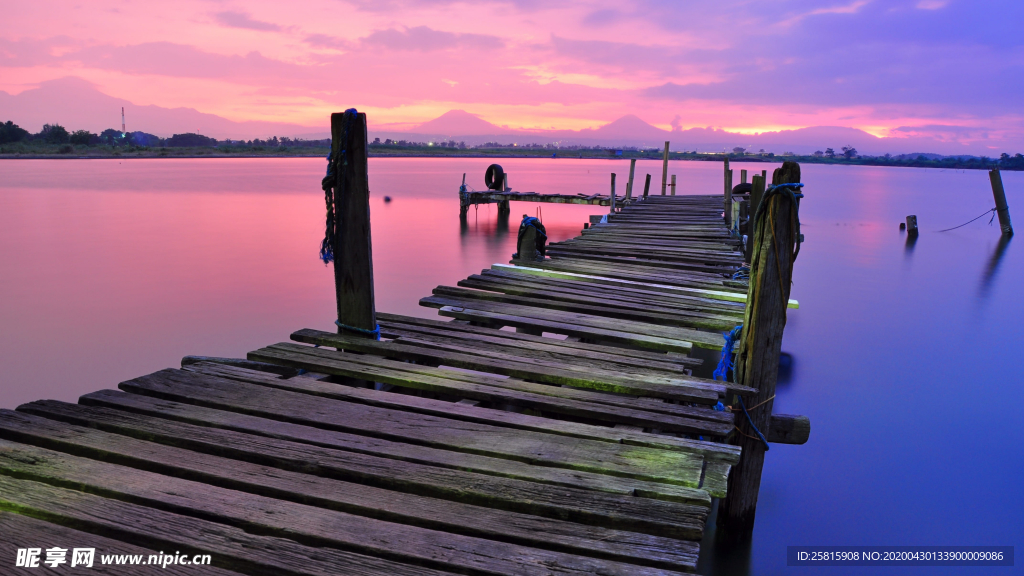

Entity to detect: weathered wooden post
[326,110,377,338]
[609,173,616,214]
[741,169,748,184]
[459,173,469,218]
[745,175,766,260]
[989,169,1014,236]
[671,174,677,196]
[720,161,802,533]
[626,158,636,200]
[643,174,652,198]
[724,169,734,227]
[661,142,670,195]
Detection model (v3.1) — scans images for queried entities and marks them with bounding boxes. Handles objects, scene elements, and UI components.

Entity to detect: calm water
[1,157,1021,574]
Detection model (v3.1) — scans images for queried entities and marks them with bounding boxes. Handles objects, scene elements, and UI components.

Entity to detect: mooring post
[609,173,616,214]
[459,173,469,218]
[725,169,734,227]
[626,158,636,201]
[720,160,802,534]
[745,175,766,260]
[906,215,919,235]
[741,169,748,185]
[661,142,670,195]
[989,169,1014,236]
[329,110,377,338]
[643,174,652,198]
[671,174,677,196]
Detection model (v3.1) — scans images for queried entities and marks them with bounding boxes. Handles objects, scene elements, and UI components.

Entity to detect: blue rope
[738,395,770,451]
[712,325,742,381]
[731,265,750,280]
[335,319,381,340]
[320,108,358,264]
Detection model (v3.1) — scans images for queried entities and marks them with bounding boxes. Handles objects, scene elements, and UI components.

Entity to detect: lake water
[1,157,1021,574]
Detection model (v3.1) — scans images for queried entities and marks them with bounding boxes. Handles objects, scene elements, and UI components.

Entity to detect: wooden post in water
[643,174,652,198]
[626,159,636,201]
[741,169,748,184]
[671,174,677,196]
[329,110,377,337]
[609,173,617,214]
[661,142,670,195]
[745,175,766,260]
[724,169,734,227]
[989,170,1014,236]
[720,160,802,533]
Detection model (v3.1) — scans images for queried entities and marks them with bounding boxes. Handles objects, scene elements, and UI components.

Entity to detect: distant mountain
[0,77,326,140]
[406,110,509,136]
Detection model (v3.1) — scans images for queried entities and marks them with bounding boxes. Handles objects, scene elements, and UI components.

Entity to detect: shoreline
[1,149,1019,171]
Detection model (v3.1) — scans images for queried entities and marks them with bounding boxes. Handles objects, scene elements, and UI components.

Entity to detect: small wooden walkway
[0,195,789,574]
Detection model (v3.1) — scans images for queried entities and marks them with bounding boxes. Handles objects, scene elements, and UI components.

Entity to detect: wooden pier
[0,114,808,575]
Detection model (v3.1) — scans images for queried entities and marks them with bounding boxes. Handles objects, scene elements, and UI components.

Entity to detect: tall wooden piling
[741,169,748,185]
[724,169,734,227]
[720,161,802,533]
[671,174,677,196]
[989,170,1014,236]
[329,110,377,337]
[609,173,616,214]
[745,175,766,260]
[661,142,670,195]
[643,174,652,198]
[626,159,636,200]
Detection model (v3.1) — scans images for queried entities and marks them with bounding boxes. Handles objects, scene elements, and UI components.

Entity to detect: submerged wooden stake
[720,161,802,533]
[643,174,652,198]
[330,111,377,337]
[661,142,670,195]
[905,215,918,235]
[989,169,1014,236]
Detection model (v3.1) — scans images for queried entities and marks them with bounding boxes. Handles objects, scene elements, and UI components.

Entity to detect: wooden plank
[244,344,733,436]
[0,511,244,575]
[244,343,729,427]
[422,293,729,348]
[290,328,755,401]
[381,319,704,374]
[94,369,741,465]
[700,461,731,499]
[6,407,707,540]
[0,445,689,576]
[73,386,718,504]
[119,368,708,487]
[0,409,699,571]
[438,284,739,331]
[0,474,459,576]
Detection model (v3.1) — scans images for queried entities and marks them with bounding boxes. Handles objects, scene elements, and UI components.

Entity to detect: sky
[2,0,1023,154]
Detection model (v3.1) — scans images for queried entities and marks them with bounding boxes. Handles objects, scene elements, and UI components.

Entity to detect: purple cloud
[214,11,281,32]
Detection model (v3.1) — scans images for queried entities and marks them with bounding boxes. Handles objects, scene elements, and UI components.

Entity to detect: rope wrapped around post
[319,108,358,264]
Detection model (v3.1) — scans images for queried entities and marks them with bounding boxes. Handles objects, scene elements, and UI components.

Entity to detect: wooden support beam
[626,159,636,201]
[671,174,677,196]
[989,169,1014,236]
[724,169,734,228]
[643,174,652,199]
[745,175,765,262]
[661,142,670,195]
[719,160,802,533]
[330,110,377,338]
[609,173,616,214]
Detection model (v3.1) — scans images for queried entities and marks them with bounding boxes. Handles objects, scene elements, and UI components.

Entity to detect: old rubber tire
[485,164,505,190]
[732,182,752,195]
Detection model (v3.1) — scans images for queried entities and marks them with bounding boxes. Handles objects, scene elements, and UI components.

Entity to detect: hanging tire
[732,182,752,195]
[485,164,505,190]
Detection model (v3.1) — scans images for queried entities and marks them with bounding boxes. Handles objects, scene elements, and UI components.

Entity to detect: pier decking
[0,194,796,575]
[1,113,810,575]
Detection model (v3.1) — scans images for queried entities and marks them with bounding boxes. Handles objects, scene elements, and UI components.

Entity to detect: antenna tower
[121,107,125,134]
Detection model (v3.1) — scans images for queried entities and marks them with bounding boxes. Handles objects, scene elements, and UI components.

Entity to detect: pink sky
[2,0,1022,153]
